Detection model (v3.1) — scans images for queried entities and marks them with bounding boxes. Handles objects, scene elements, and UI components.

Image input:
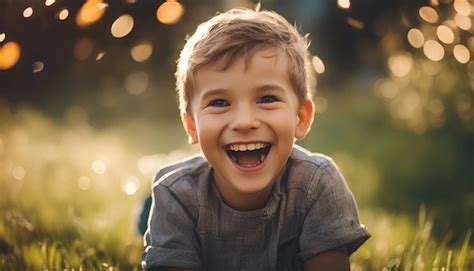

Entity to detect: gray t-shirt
[142,145,370,270]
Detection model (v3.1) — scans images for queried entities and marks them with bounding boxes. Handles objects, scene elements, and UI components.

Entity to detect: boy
[142,6,370,271]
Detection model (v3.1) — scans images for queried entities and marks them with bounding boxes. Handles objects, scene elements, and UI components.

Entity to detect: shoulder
[286,145,345,198]
[288,145,339,183]
[290,145,335,169]
[152,153,210,198]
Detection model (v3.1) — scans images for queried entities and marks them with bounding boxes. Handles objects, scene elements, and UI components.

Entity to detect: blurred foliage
[0,97,472,269]
[1,0,474,269]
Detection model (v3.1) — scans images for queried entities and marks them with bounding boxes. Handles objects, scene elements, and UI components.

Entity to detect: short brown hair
[176,7,313,114]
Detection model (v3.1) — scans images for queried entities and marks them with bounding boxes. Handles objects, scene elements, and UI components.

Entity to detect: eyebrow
[199,88,226,101]
[199,84,286,101]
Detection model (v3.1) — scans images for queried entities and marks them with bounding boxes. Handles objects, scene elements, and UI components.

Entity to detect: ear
[181,112,199,144]
[295,99,315,140]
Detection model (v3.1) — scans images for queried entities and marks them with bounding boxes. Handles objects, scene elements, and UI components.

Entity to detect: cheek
[266,111,298,137]
[196,115,225,140]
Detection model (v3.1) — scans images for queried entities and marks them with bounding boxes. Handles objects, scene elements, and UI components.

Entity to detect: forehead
[193,47,291,90]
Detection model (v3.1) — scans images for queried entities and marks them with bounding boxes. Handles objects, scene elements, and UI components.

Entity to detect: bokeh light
[337,0,351,9]
[346,17,364,29]
[311,56,325,74]
[131,41,153,62]
[125,71,149,95]
[436,25,455,44]
[407,28,425,48]
[388,52,413,77]
[77,176,92,191]
[423,40,444,61]
[456,93,472,120]
[419,6,438,23]
[23,7,33,18]
[92,160,106,175]
[74,38,93,61]
[12,166,26,181]
[453,0,471,16]
[313,96,328,113]
[32,61,44,73]
[76,0,108,28]
[0,41,21,70]
[96,51,105,61]
[156,0,185,25]
[374,79,399,99]
[111,14,134,38]
[121,176,140,195]
[453,44,470,64]
[45,0,55,7]
[58,9,69,21]
[454,14,471,30]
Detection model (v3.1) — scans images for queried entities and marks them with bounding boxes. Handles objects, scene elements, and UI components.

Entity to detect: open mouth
[226,142,271,168]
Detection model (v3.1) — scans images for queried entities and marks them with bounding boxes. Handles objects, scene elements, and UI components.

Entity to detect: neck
[212,174,273,211]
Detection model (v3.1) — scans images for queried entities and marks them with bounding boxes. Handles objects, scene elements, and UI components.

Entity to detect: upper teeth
[228,143,268,151]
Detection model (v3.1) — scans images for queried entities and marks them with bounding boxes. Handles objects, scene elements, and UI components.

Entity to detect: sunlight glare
[388,52,413,77]
[23,7,33,18]
[0,41,21,70]
[111,14,134,38]
[32,61,44,73]
[311,56,325,74]
[407,28,425,48]
[419,6,439,23]
[131,41,153,62]
[13,166,26,181]
[453,0,471,16]
[423,40,445,61]
[156,0,185,25]
[78,176,92,190]
[58,9,69,20]
[121,176,140,195]
[337,0,351,9]
[454,14,471,30]
[92,160,106,175]
[125,71,149,95]
[436,25,455,44]
[76,0,108,28]
[453,44,470,64]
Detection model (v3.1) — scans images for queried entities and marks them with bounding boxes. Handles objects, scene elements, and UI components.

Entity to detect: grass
[0,103,472,270]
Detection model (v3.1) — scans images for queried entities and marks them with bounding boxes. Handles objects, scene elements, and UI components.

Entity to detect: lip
[224,142,272,173]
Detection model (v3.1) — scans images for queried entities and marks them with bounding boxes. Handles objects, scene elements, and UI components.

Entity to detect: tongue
[235,151,261,167]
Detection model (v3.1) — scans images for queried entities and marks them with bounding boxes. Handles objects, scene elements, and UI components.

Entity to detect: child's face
[182,47,313,208]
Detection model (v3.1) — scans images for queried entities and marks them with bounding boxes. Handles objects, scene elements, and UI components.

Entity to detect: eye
[258,95,278,104]
[208,99,230,107]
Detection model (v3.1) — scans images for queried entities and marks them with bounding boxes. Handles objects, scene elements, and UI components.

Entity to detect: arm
[299,160,369,267]
[142,183,201,270]
[303,249,350,271]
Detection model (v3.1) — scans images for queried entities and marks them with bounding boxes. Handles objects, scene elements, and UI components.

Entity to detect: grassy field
[0,104,472,270]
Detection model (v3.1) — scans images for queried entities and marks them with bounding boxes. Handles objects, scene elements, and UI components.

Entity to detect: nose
[228,104,260,131]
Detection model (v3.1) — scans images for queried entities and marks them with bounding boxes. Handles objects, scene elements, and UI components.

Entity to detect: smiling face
[182,47,314,210]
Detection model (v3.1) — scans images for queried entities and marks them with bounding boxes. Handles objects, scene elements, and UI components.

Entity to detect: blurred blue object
[138,194,152,235]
